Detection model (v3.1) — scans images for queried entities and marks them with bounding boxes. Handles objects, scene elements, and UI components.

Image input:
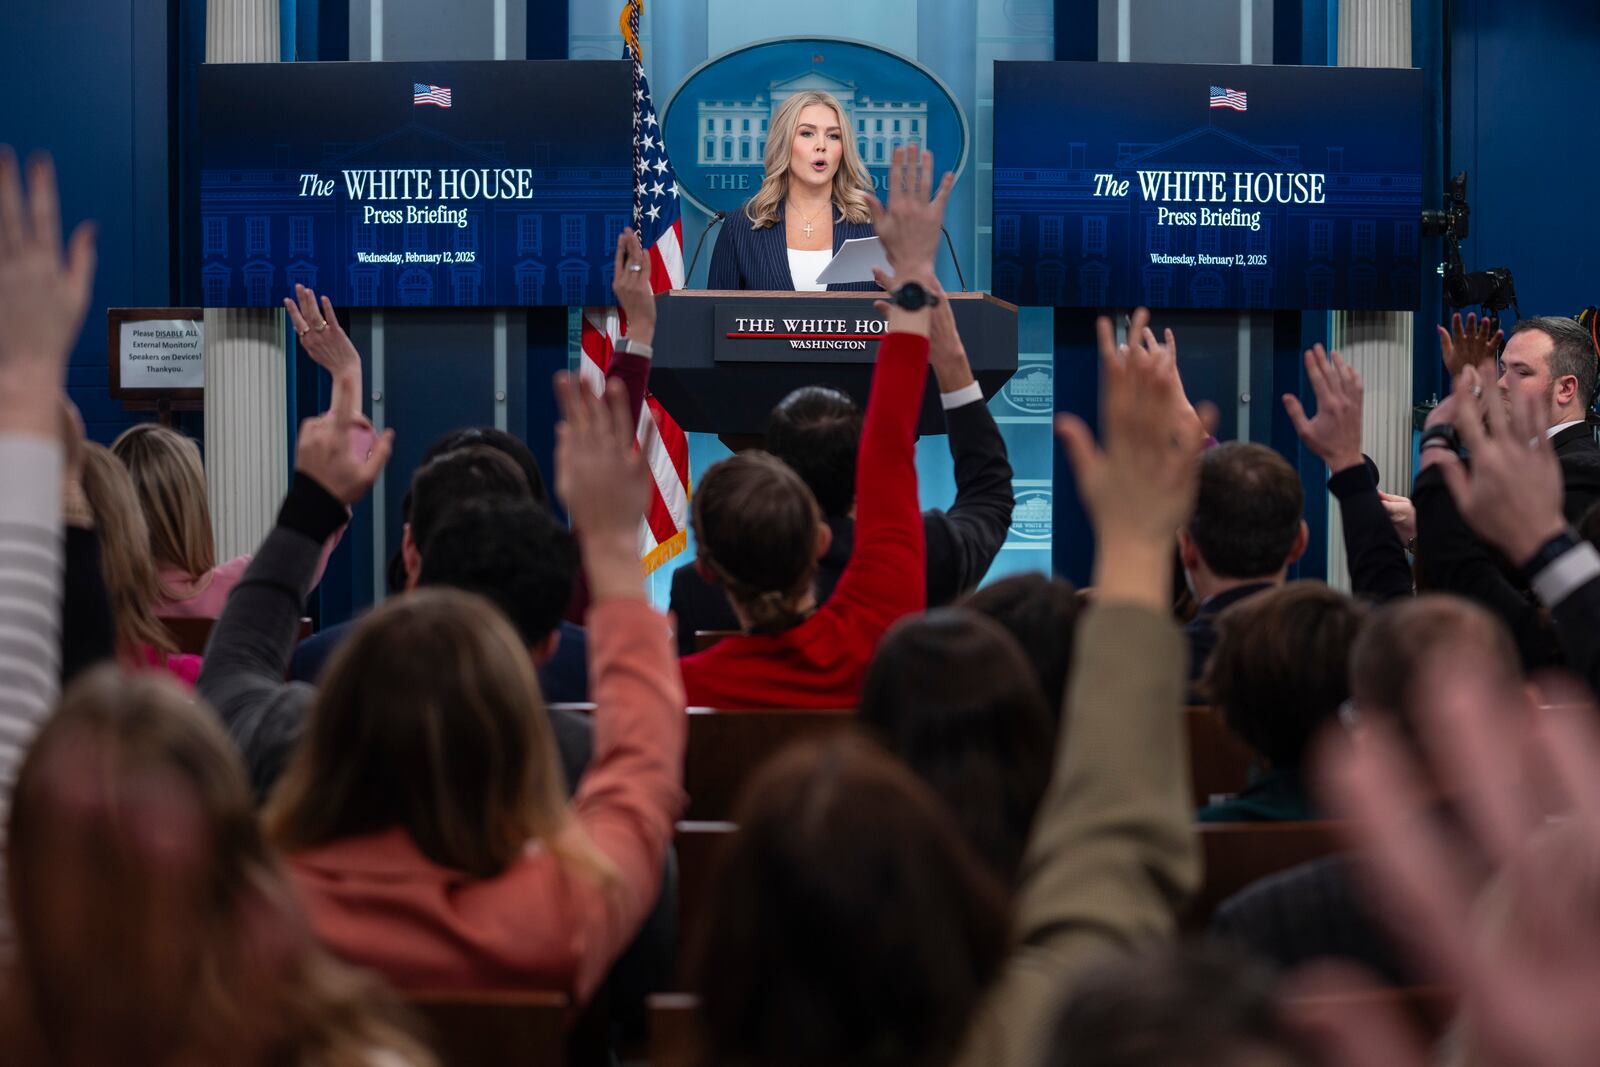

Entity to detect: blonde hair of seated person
[79,443,176,658]
[111,423,218,586]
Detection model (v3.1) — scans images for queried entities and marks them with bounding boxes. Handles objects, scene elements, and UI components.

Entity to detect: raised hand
[872,268,972,392]
[0,149,96,436]
[1315,662,1600,1067]
[553,372,651,602]
[1282,344,1365,473]
[1433,363,1565,566]
[294,405,392,506]
[1138,320,1205,448]
[612,228,656,346]
[866,144,954,282]
[1055,308,1202,608]
[283,284,363,418]
[1438,311,1503,380]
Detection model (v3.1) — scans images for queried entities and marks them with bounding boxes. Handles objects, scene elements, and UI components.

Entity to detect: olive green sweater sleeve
[957,602,1200,1067]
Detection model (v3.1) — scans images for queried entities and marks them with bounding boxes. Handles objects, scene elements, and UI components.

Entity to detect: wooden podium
[649,290,1018,437]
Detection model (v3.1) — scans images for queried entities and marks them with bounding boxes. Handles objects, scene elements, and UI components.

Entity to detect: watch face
[894,283,929,309]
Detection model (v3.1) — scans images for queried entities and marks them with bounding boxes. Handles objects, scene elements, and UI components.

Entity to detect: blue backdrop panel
[198,60,634,308]
[995,61,1424,311]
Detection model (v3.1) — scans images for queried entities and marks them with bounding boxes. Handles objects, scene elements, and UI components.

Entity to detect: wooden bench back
[682,708,854,821]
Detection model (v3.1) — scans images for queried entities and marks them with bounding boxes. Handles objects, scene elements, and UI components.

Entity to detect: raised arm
[1427,364,1600,695]
[826,145,953,623]
[1283,343,1413,602]
[197,401,393,799]
[0,149,94,824]
[886,267,1013,605]
[550,371,687,1003]
[960,308,1202,1067]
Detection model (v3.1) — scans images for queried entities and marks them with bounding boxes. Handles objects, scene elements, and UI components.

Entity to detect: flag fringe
[640,528,687,575]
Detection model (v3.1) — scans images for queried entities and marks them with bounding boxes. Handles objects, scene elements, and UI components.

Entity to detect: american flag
[414,83,452,108]
[580,0,690,574]
[1209,86,1247,111]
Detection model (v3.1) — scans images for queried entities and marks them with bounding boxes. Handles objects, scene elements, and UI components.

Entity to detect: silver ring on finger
[315,320,328,332]
[628,264,643,273]
[1529,436,1542,449]
[297,328,309,339]
[1472,385,1483,399]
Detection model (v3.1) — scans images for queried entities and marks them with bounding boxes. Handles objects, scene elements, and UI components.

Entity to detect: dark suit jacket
[1414,423,1600,670]
[1183,581,1275,698]
[706,198,879,291]
[1328,461,1414,603]
[669,395,1015,655]
[290,617,591,706]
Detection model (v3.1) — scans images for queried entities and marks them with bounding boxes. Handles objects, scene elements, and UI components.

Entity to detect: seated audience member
[261,375,684,1004]
[57,398,115,684]
[1211,591,1523,985]
[692,299,1203,1067]
[1180,441,1308,692]
[1197,582,1366,822]
[1419,363,1600,695]
[78,444,202,685]
[112,422,351,618]
[859,608,1055,884]
[1306,637,1600,1067]
[0,146,93,839]
[1040,944,1315,1067]
[1283,343,1412,601]
[668,280,1014,654]
[109,285,364,619]
[1415,316,1600,666]
[0,668,434,1067]
[961,571,1081,713]
[677,146,948,709]
[289,441,591,703]
[693,733,1011,1067]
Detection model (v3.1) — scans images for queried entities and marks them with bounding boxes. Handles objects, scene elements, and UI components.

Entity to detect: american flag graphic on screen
[1209,86,1247,111]
[579,0,691,574]
[413,83,452,108]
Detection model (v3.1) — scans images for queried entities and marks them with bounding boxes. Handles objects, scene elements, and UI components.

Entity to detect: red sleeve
[568,597,687,1001]
[565,348,654,623]
[824,331,929,625]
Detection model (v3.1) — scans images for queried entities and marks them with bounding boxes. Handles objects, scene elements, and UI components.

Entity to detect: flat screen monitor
[199,60,634,308]
[992,61,1424,311]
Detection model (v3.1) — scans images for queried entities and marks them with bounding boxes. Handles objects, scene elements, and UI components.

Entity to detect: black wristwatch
[1518,530,1579,582]
[888,281,940,311]
[1418,424,1462,457]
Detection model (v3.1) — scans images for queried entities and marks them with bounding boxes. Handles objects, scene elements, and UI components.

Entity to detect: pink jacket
[286,598,686,1002]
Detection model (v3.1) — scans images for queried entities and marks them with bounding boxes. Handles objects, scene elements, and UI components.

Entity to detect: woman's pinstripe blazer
[706,198,879,291]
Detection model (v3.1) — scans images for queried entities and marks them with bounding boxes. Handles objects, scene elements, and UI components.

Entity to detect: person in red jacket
[679,144,953,710]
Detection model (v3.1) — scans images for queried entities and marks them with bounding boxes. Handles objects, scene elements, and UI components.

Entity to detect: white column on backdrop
[203,0,289,562]
[1327,0,1414,592]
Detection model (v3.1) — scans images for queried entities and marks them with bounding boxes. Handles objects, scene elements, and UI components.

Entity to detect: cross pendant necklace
[794,202,825,241]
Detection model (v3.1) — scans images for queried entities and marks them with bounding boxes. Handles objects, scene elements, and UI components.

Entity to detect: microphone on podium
[685,210,727,285]
[940,226,968,292]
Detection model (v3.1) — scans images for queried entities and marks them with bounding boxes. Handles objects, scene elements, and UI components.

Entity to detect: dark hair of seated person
[1040,942,1315,1067]
[764,385,863,518]
[859,608,1055,884]
[421,425,547,506]
[691,733,1009,1067]
[407,444,531,559]
[1200,581,1366,770]
[0,667,434,1067]
[265,588,609,881]
[387,427,545,593]
[692,449,825,633]
[961,572,1082,713]
[417,496,579,650]
[1188,442,1305,579]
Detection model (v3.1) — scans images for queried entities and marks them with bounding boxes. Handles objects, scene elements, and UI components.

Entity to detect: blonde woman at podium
[707,90,881,292]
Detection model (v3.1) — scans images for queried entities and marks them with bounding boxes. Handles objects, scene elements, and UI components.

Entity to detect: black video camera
[1423,171,1519,317]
